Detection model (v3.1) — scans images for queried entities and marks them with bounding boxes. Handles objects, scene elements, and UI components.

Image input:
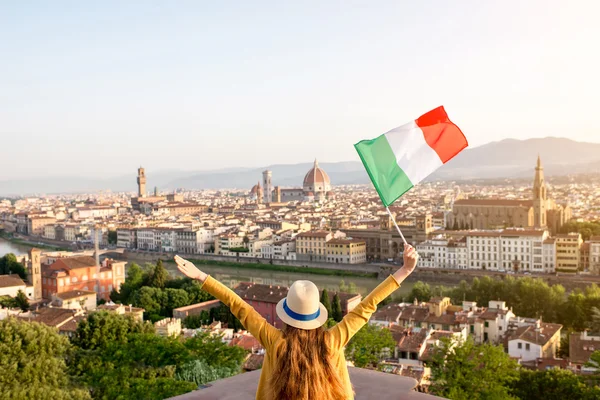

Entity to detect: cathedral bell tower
[533,155,547,227]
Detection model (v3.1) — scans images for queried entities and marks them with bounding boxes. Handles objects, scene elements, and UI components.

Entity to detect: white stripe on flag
[384,121,443,185]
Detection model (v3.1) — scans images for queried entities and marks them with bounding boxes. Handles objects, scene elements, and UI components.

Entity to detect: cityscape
[2,2,600,400]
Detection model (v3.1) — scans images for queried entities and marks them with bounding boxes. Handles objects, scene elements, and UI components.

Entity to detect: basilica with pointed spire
[449,156,571,234]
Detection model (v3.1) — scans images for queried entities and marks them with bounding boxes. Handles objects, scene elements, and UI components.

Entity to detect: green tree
[321,289,332,316]
[183,315,204,329]
[429,337,519,400]
[14,289,29,312]
[107,230,118,245]
[345,324,395,368]
[72,311,154,350]
[242,235,250,248]
[512,369,600,400]
[339,280,348,292]
[348,282,358,294]
[149,259,169,289]
[0,295,17,308]
[0,253,27,280]
[175,360,237,386]
[405,281,432,303]
[332,293,343,322]
[164,288,190,315]
[0,318,91,399]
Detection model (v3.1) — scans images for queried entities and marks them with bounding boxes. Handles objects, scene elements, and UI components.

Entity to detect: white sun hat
[276,280,328,330]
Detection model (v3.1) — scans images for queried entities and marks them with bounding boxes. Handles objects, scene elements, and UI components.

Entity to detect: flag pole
[385,206,407,245]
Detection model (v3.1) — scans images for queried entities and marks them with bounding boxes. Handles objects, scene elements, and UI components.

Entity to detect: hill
[2,137,599,195]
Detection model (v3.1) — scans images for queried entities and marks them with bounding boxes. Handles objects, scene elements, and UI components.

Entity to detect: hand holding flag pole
[354,106,468,249]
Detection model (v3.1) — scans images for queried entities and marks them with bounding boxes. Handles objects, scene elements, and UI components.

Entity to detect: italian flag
[355,106,468,207]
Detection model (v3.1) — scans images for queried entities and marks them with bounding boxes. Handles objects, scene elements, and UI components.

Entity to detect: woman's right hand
[392,244,419,283]
[401,244,419,275]
[174,255,208,283]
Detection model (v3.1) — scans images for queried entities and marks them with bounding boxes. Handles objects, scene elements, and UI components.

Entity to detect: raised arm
[328,244,419,349]
[174,256,281,349]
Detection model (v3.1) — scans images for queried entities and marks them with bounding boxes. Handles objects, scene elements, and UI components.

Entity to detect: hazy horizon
[2,1,599,180]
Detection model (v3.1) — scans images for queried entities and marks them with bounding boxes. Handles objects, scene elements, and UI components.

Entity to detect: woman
[174,244,419,400]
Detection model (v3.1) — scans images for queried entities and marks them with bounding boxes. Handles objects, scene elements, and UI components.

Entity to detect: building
[137,167,147,197]
[262,239,296,260]
[27,307,85,337]
[448,157,571,233]
[417,237,468,269]
[26,248,42,301]
[325,238,366,264]
[52,290,97,311]
[590,237,600,274]
[542,238,557,273]
[117,228,137,249]
[262,170,273,204]
[296,231,333,262]
[27,216,56,237]
[97,303,145,322]
[155,318,182,337]
[555,233,582,272]
[234,282,361,329]
[507,321,562,362]
[0,274,34,299]
[173,299,221,320]
[341,214,433,262]
[581,242,591,272]
[569,331,600,373]
[41,256,126,301]
[253,160,335,204]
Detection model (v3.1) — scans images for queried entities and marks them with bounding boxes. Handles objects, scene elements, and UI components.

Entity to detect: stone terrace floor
[169,367,446,399]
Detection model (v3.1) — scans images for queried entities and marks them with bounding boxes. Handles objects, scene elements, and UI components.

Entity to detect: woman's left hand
[174,255,208,283]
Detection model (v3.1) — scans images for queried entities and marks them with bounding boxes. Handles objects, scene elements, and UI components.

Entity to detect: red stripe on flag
[416,106,468,163]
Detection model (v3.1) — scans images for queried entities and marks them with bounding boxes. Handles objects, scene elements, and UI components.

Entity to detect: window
[470,325,474,333]
[484,333,488,342]
[518,343,522,349]
[526,343,530,351]
[485,321,489,328]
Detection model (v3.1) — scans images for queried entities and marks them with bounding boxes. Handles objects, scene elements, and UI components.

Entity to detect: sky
[1,1,599,179]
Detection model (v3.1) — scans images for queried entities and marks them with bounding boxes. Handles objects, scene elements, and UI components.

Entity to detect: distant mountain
[1,137,599,195]
[429,137,600,180]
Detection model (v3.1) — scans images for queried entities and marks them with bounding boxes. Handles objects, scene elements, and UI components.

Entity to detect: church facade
[448,156,571,234]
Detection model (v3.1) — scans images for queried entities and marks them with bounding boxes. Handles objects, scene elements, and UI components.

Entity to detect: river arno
[0,238,32,258]
[161,261,416,299]
[0,237,420,298]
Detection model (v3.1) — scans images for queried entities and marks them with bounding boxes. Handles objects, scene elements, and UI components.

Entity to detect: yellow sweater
[201,274,401,400]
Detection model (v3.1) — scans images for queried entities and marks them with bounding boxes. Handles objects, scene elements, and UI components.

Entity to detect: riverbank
[163,258,379,279]
[0,231,69,252]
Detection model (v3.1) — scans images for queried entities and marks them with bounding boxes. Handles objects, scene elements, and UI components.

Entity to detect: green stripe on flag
[355,134,414,207]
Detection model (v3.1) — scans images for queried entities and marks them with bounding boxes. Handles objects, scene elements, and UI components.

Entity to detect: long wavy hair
[270,324,346,400]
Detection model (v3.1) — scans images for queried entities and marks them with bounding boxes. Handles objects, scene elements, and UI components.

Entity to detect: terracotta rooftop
[569,332,600,365]
[229,334,263,352]
[507,323,562,346]
[372,303,404,322]
[28,307,77,328]
[54,290,96,301]
[51,256,97,271]
[0,274,26,289]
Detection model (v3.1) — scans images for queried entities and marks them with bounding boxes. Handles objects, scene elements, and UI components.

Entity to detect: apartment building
[41,256,126,301]
[325,238,366,264]
[556,233,583,272]
[296,231,333,262]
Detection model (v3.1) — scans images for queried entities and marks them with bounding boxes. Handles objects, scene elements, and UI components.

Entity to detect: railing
[168,367,446,399]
